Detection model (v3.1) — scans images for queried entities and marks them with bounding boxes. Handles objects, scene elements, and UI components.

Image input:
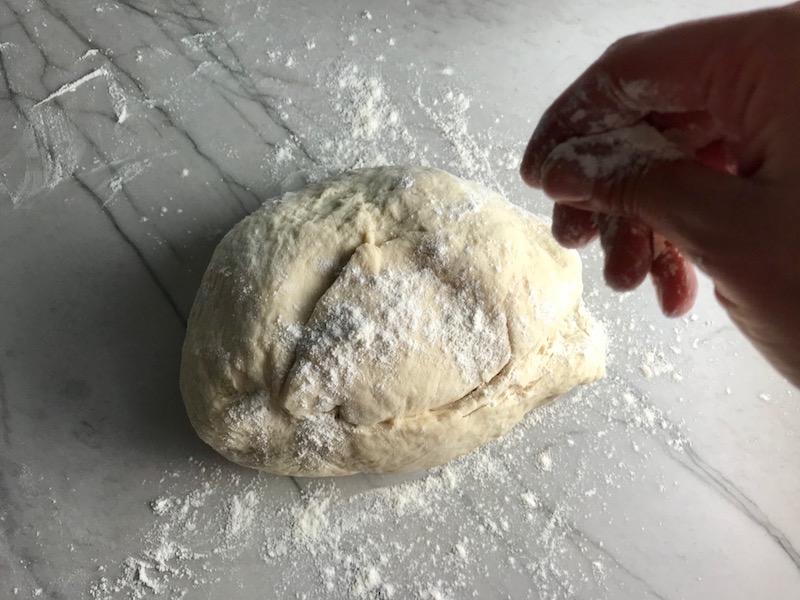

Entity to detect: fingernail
[540,154,596,203]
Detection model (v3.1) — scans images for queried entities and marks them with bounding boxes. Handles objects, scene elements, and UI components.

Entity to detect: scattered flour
[292,490,332,543]
[639,349,680,381]
[150,497,172,516]
[90,367,696,599]
[537,451,554,472]
[224,490,258,547]
[271,52,518,196]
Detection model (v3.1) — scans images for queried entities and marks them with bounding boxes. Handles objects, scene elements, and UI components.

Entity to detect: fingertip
[551,204,598,248]
[520,139,543,187]
[520,112,563,188]
[599,216,654,291]
[604,256,653,291]
[651,240,698,317]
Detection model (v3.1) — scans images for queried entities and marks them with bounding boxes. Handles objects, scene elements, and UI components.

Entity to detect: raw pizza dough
[180,166,606,476]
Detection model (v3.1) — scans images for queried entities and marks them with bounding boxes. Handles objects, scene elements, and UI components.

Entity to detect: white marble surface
[2,0,799,598]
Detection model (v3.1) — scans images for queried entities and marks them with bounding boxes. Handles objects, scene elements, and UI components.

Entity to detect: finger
[551,204,598,248]
[597,215,653,291]
[651,236,698,317]
[520,5,782,187]
[539,135,756,267]
[644,110,720,150]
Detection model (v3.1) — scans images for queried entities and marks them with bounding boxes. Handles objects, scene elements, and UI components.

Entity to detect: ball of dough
[180,166,606,476]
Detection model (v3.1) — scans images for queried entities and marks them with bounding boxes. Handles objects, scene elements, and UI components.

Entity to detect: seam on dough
[276,232,469,423]
[445,358,515,419]
[270,244,365,404]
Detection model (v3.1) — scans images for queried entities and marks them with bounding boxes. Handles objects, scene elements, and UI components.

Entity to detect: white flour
[545,123,685,181]
[301,55,516,196]
[90,362,691,599]
[288,262,507,424]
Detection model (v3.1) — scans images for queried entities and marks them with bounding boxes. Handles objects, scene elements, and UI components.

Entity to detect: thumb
[539,132,759,266]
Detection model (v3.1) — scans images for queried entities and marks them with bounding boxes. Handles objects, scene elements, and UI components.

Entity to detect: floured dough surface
[180,166,606,476]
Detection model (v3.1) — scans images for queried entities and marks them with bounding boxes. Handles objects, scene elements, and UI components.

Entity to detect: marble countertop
[2,0,798,598]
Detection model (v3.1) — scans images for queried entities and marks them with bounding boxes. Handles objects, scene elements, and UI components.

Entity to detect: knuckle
[602,33,640,60]
[593,160,651,220]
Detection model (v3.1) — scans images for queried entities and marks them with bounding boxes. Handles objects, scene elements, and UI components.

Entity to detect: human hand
[520,2,800,386]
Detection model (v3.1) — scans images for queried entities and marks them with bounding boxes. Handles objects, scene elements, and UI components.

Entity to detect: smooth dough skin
[180,166,606,476]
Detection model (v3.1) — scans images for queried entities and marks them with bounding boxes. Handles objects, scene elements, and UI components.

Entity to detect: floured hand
[520,2,800,386]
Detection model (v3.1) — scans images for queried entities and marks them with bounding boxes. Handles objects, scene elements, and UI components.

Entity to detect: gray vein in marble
[0,45,22,111]
[1,0,311,216]
[176,28,317,165]
[114,0,165,22]
[120,0,211,28]
[0,2,80,200]
[0,364,8,447]
[23,100,192,270]
[681,445,800,570]
[0,460,54,599]
[600,387,800,571]
[74,177,188,326]
[212,82,314,166]
[2,3,47,95]
[564,512,669,600]
[450,432,669,599]
[6,0,259,215]
[133,100,258,215]
[607,388,800,571]
[160,1,315,143]
[544,468,670,600]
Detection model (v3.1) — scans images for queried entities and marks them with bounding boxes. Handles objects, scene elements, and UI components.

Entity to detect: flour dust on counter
[297,58,517,198]
[90,362,696,600]
[240,7,525,200]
